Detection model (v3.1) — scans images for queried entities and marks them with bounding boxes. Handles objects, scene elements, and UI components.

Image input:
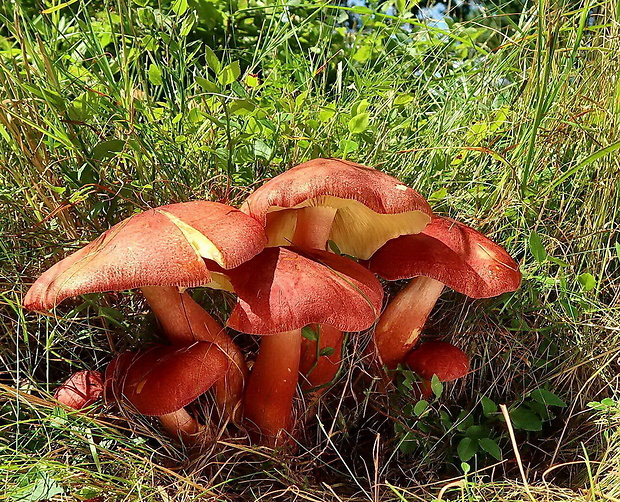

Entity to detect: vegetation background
[1,0,619,500]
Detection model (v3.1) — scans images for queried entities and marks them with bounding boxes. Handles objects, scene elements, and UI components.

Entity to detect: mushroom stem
[292,206,338,251]
[140,286,247,421]
[244,329,302,447]
[140,286,221,344]
[158,408,203,444]
[299,324,344,394]
[371,276,445,369]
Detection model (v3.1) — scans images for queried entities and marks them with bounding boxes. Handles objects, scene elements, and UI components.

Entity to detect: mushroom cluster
[23,158,521,449]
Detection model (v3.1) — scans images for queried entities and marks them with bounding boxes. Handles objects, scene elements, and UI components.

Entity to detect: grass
[1,0,619,499]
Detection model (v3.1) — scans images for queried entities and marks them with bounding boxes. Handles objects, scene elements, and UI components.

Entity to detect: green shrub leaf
[529,231,547,263]
[348,112,370,134]
[510,407,543,431]
[219,61,241,86]
[205,46,221,74]
[577,273,596,291]
[457,437,478,462]
[148,64,163,85]
[479,438,502,460]
[530,388,567,408]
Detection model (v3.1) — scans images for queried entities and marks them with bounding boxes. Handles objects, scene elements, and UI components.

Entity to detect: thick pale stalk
[158,408,203,444]
[140,286,247,421]
[372,277,445,369]
[244,330,302,447]
[292,206,338,251]
[299,324,344,394]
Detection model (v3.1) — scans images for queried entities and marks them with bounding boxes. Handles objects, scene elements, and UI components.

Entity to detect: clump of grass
[1,0,619,500]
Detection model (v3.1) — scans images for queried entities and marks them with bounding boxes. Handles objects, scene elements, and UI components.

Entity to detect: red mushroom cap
[24,201,267,311]
[54,370,104,410]
[367,216,521,298]
[240,158,433,259]
[226,247,384,334]
[405,341,469,382]
[105,343,229,416]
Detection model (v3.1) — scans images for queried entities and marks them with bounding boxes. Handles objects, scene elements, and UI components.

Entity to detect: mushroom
[240,158,433,392]
[23,201,267,419]
[54,370,104,410]
[405,341,470,399]
[367,216,521,369]
[240,158,432,259]
[105,342,229,444]
[224,246,384,446]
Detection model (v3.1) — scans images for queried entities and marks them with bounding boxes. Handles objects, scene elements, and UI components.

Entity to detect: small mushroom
[224,247,384,447]
[23,201,267,420]
[54,370,104,410]
[105,342,229,444]
[405,341,470,398]
[367,216,521,369]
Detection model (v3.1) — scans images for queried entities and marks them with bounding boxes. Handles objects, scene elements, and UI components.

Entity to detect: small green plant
[394,368,568,468]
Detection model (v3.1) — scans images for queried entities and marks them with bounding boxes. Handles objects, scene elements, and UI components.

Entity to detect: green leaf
[456,411,475,432]
[148,64,163,85]
[353,99,370,115]
[339,139,358,153]
[479,438,502,460]
[481,397,498,417]
[319,346,335,357]
[428,187,447,202]
[615,242,620,260]
[351,5,373,14]
[413,400,429,416]
[394,94,414,106]
[10,468,64,501]
[548,256,570,267]
[431,374,443,398]
[229,99,255,115]
[170,0,188,15]
[457,437,478,462]
[180,15,195,37]
[348,112,370,134]
[253,139,272,160]
[218,61,240,86]
[245,74,259,88]
[327,240,341,254]
[530,388,567,408]
[353,45,372,62]
[510,407,542,431]
[301,326,318,341]
[42,0,78,14]
[318,105,336,122]
[196,77,219,94]
[205,46,221,74]
[137,7,156,25]
[465,425,487,440]
[529,231,547,263]
[91,140,124,161]
[577,273,596,291]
